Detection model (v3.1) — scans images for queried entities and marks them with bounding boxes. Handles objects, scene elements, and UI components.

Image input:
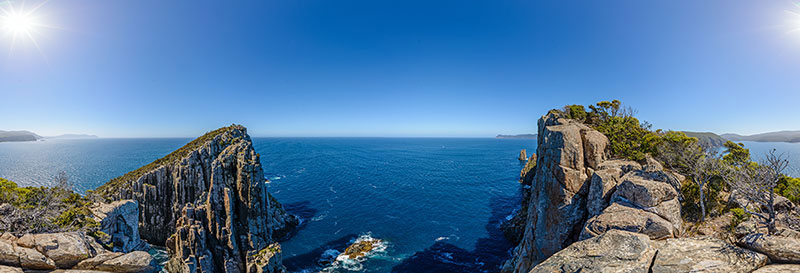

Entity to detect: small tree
[668,142,729,222]
[731,149,789,234]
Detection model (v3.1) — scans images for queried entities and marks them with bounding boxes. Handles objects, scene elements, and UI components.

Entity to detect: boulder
[610,171,682,234]
[651,237,767,273]
[91,200,145,253]
[612,172,677,208]
[753,264,800,273]
[93,251,154,273]
[581,203,675,240]
[738,233,800,263]
[74,252,122,270]
[773,195,796,212]
[581,130,608,169]
[0,265,23,273]
[27,232,99,268]
[15,246,56,270]
[531,230,656,273]
[0,240,19,267]
[15,234,33,248]
[0,233,16,245]
[586,160,640,217]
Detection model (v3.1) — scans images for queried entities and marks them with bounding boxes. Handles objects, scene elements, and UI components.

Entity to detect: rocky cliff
[501,113,684,273]
[96,125,297,273]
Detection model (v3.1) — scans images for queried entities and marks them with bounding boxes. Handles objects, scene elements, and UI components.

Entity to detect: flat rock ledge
[530,230,776,273]
[0,232,154,273]
[738,233,800,263]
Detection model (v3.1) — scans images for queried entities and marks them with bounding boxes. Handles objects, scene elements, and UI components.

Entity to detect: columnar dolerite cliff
[96,125,297,273]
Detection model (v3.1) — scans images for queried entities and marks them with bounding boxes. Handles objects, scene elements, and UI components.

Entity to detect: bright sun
[4,12,36,34]
[0,2,50,50]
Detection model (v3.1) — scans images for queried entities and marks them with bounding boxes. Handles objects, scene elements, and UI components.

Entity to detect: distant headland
[0,130,97,143]
[496,134,538,139]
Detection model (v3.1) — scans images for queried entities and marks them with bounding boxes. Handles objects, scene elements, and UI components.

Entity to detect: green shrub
[729,208,750,230]
[552,100,661,161]
[53,206,98,230]
[681,176,727,221]
[777,176,800,204]
[594,116,660,161]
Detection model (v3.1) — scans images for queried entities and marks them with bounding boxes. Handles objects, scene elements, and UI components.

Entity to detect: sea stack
[518,149,527,161]
[96,125,297,273]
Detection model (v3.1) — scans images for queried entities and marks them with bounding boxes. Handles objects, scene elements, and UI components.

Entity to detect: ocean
[0,137,533,272]
[0,138,798,272]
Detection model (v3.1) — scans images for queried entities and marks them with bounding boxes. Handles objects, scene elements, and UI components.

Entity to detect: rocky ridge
[501,111,800,273]
[95,125,297,273]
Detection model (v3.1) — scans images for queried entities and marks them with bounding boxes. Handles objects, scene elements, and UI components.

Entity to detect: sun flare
[0,1,51,51]
[4,12,36,34]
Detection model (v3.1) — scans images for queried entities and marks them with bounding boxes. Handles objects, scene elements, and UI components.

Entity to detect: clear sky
[1,0,800,137]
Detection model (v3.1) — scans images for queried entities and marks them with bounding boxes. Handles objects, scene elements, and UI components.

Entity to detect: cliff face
[501,113,683,273]
[97,125,296,273]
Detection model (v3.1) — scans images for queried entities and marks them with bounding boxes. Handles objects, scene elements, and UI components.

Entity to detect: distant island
[680,130,800,145]
[496,134,538,139]
[722,130,800,143]
[0,130,42,142]
[0,130,97,143]
[45,134,99,140]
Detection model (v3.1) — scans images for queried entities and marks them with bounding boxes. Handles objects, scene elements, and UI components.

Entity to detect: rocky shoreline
[0,125,298,273]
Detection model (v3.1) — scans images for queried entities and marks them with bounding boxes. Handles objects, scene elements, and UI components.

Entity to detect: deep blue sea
[0,137,539,273]
[1,138,799,272]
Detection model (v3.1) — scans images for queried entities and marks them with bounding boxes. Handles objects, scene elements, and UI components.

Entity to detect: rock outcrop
[0,231,153,272]
[96,125,294,273]
[651,236,767,273]
[503,114,608,273]
[502,113,684,273]
[530,229,657,273]
[753,264,800,272]
[738,233,800,263]
[518,149,527,161]
[91,200,146,253]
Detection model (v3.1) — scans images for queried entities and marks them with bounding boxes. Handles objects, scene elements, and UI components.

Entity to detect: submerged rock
[340,238,383,260]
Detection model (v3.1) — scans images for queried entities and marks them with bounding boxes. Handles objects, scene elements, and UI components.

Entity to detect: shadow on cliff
[390,194,520,273]
[282,234,358,272]
[278,201,318,241]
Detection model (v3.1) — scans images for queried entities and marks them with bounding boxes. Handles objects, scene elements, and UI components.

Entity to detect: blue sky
[1,0,800,137]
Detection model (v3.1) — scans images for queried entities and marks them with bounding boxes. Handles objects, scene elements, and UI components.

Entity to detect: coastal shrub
[729,208,750,230]
[777,176,800,204]
[0,174,100,234]
[722,141,750,167]
[554,100,661,161]
[594,116,660,161]
[680,175,727,221]
[564,105,588,121]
